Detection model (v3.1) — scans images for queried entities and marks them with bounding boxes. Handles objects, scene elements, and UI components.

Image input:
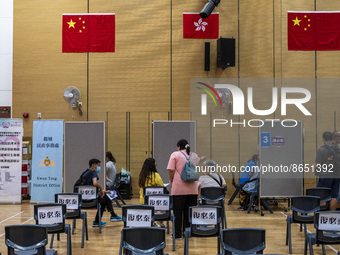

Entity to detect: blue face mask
[96,166,101,173]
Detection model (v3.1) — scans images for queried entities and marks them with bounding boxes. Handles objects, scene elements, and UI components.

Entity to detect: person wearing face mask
[80,158,122,226]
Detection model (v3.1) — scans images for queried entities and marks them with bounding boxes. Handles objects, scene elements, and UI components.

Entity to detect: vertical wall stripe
[237,0,241,171]
[170,0,173,120]
[86,0,90,121]
[315,0,318,152]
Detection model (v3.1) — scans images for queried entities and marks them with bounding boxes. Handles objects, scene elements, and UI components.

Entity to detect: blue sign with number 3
[261,132,271,147]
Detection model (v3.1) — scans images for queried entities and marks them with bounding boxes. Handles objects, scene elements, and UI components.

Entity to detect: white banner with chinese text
[0,119,23,203]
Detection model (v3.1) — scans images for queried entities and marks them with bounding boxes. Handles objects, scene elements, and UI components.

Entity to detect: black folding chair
[286,196,320,254]
[200,187,227,229]
[228,172,242,205]
[121,227,168,255]
[75,185,102,234]
[5,225,57,255]
[184,205,222,255]
[111,173,126,208]
[305,211,340,255]
[34,203,72,255]
[119,205,155,255]
[145,194,175,251]
[306,187,332,211]
[55,193,88,248]
[221,228,266,254]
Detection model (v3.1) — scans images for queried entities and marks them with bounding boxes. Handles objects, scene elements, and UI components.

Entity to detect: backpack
[317,145,340,177]
[73,170,93,192]
[179,151,199,182]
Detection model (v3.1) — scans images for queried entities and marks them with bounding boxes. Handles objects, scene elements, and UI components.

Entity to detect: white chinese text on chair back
[126,208,153,227]
[192,206,218,226]
[318,212,340,232]
[144,186,166,196]
[148,195,170,211]
[57,194,80,210]
[78,186,97,200]
[37,205,63,226]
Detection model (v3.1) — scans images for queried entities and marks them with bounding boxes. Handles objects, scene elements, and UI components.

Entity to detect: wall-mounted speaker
[205,42,210,71]
[217,37,235,69]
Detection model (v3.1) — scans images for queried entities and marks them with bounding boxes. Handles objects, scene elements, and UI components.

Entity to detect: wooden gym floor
[0,197,338,255]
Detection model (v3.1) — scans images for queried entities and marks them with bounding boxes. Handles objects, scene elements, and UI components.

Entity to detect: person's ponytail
[185,144,190,155]
[177,139,190,155]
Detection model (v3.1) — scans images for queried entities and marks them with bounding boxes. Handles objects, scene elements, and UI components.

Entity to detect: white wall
[0,0,13,107]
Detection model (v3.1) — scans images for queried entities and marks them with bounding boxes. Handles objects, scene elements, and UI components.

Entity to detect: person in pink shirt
[167,139,200,239]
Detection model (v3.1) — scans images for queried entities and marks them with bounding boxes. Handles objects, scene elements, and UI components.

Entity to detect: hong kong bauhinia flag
[288,11,340,50]
[62,13,115,53]
[183,12,219,39]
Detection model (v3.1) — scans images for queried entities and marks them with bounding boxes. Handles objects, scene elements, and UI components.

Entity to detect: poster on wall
[31,120,63,202]
[0,119,23,203]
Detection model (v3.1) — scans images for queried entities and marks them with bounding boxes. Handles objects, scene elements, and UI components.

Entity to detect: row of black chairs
[10,184,327,254]
[5,185,161,255]
[4,223,266,255]
[118,203,266,255]
[127,186,230,254]
[285,187,340,255]
[4,185,104,255]
[142,187,340,255]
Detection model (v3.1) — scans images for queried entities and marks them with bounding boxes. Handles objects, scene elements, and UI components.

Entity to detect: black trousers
[172,195,198,238]
[94,195,115,223]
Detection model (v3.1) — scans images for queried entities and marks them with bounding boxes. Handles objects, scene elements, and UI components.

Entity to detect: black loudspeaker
[205,42,210,71]
[217,37,235,69]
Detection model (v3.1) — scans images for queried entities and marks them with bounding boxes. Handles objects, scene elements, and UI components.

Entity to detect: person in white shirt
[198,160,227,189]
[106,151,117,190]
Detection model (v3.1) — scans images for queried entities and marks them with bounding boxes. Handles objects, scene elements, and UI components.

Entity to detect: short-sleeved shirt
[139,172,164,204]
[198,173,226,189]
[106,161,116,188]
[239,160,258,185]
[81,169,99,186]
[167,150,200,196]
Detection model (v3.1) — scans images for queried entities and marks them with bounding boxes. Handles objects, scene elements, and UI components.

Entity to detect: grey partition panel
[259,121,303,197]
[64,122,105,192]
[153,121,196,183]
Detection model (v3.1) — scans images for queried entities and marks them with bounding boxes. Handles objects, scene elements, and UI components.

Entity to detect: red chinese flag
[288,12,316,50]
[63,13,115,53]
[288,11,340,50]
[183,12,219,39]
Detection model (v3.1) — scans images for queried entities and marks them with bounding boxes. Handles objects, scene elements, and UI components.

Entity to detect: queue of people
[69,132,340,255]
[83,132,340,230]
[81,142,262,230]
